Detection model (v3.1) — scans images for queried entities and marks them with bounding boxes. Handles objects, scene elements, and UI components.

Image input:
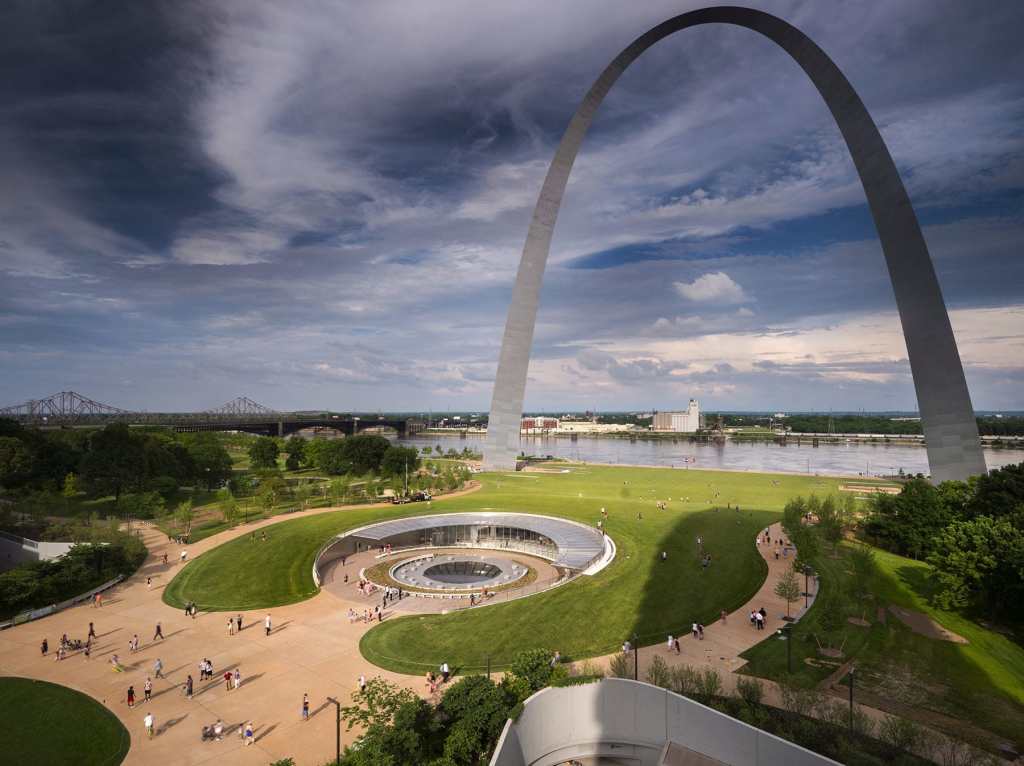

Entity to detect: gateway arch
[484,6,986,483]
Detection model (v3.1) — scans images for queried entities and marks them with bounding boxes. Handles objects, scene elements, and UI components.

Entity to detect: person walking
[146,576,152,589]
[697,623,704,640]
[673,636,681,654]
[153,622,164,641]
[184,674,193,698]
[233,668,241,690]
[224,671,233,691]
[153,658,164,679]
[213,719,223,741]
[236,614,243,633]
[666,635,674,652]
[88,622,96,640]
[41,638,48,656]
[144,677,152,703]
[228,617,235,636]
[127,685,136,708]
[359,674,366,693]
[441,662,450,684]
[265,614,272,636]
[144,712,154,739]
[302,693,310,721]
[244,722,254,746]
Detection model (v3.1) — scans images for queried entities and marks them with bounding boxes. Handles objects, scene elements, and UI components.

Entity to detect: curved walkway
[0,489,481,766]
[0,500,959,765]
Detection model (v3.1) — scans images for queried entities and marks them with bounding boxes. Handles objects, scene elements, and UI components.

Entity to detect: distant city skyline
[2,1,1022,412]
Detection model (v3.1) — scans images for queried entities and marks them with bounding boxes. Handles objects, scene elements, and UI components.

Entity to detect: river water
[402,433,1023,477]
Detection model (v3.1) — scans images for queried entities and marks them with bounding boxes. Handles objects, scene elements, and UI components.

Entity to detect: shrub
[608,652,631,679]
[645,655,672,688]
[779,685,820,719]
[696,668,722,701]
[878,714,924,754]
[735,676,764,706]
[668,664,699,696]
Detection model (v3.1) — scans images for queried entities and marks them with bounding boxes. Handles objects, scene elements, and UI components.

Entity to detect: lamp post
[848,667,855,732]
[776,626,792,674]
[326,696,342,765]
[803,565,813,609]
[632,633,639,681]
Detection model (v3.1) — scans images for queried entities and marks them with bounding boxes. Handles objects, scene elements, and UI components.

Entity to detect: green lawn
[0,677,130,765]
[739,542,1024,750]
[165,465,851,667]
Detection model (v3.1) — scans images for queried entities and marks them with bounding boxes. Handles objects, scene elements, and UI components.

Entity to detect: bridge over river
[0,391,424,438]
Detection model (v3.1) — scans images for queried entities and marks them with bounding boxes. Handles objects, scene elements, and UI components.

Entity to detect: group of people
[200,719,255,745]
[226,614,243,635]
[41,632,91,662]
[749,607,768,630]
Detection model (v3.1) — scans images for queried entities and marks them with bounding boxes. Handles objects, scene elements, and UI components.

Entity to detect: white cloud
[673,272,750,303]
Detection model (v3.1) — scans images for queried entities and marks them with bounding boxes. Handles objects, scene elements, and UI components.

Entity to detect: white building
[652,399,701,433]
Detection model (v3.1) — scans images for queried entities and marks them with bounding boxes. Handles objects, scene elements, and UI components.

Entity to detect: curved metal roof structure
[340,512,606,571]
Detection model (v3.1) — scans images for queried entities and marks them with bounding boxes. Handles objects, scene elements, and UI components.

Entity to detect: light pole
[803,565,813,609]
[632,633,639,681]
[776,626,792,674]
[848,667,855,732]
[326,696,342,765]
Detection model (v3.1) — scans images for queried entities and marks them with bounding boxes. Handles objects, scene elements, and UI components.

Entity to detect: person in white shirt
[144,712,154,739]
[264,614,272,636]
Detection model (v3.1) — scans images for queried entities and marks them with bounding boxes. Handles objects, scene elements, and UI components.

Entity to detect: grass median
[0,677,130,766]
[163,465,856,662]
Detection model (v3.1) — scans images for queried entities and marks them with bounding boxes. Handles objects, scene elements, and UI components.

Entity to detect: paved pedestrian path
[0,500,950,765]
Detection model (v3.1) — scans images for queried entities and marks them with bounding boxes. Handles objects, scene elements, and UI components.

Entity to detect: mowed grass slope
[163,465,853,665]
[0,677,130,766]
[740,542,1024,749]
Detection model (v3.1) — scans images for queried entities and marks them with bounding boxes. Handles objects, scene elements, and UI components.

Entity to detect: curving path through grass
[6,466,935,766]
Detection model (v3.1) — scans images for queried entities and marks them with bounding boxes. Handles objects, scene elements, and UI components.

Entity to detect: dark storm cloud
[0,0,1022,411]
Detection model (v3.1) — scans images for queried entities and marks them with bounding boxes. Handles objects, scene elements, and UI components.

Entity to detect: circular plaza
[314,512,613,604]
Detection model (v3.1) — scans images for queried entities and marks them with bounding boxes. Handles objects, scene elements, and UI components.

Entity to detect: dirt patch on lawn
[888,606,968,644]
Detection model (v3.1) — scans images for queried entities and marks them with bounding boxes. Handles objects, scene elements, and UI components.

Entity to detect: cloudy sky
[1,0,1022,414]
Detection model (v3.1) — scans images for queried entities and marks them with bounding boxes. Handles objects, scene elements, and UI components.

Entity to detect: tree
[120,491,165,519]
[248,437,280,470]
[817,495,844,553]
[342,434,391,474]
[312,440,348,474]
[437,676,513,766]
[284,435,306,471]
[927,515,1024,614]
[815,596,845,654]
[508,648,564,693]
[62,472,79,499]
[174,499,194,537]
[381,446,421,479]
[218,489,240,524]
[185,435,233,489]
[968,462,1024,520]
[864,478,955,559]
[774,569,802,618]
[0,436,35,488]
[781,496,806,538]
[342,677,419,732]
[847,545,876,600]
[79,424,145,501]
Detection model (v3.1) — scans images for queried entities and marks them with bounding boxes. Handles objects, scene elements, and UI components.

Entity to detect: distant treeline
[707,413,1024,436]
